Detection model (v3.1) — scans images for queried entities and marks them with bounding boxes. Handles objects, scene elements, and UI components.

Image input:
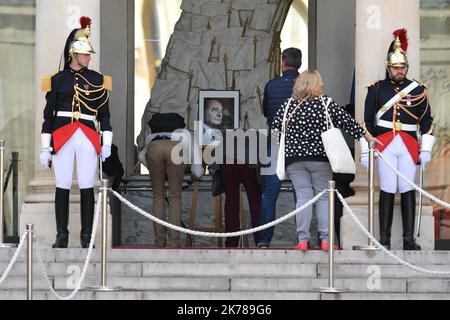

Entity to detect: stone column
[355,0,420,124]
[342,0,434,250]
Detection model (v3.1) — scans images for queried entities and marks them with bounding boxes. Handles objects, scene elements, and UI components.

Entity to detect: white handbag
[276,98,292,180]
[321,96,356,174]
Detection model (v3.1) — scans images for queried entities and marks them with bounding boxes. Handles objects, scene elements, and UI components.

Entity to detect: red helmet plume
[393,28,408,52]
[80,16,92,29]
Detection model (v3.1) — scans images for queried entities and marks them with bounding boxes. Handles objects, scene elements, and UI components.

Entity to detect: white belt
[377,119,417,132]
[56,111,96,122]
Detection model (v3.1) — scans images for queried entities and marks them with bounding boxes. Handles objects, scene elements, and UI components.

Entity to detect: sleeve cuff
[421,134,435,153]
[102,131,113,146]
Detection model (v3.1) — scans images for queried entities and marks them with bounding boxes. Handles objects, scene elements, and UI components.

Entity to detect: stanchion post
[360,142,379,251]
[101,179,107,286]
[26,224,34,300]
[0,140,16,248]
[88,179,121,291]
[0,140,4,242]
[316,181,347,293]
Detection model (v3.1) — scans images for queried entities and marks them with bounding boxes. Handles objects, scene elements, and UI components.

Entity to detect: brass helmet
[386,28,408,67]
[68,17,95,60]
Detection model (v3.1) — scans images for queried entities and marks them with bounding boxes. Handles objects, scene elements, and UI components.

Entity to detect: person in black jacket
[39,17,113,249]
[258,47,302,247]
[361,29,434,250]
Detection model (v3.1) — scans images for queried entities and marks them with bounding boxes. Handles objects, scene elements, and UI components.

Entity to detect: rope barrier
[34,192,102,300]
[336,191,450,277]
[109,188,326,238]
[0,231,27,286]
[8,156,450,298]
[377,151,450,209]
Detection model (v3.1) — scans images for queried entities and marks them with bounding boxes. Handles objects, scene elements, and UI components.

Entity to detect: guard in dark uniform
[39,17,113,248]
[361,29,435,250]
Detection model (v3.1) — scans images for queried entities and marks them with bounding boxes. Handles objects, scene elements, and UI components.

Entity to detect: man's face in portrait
[205,99,223,126]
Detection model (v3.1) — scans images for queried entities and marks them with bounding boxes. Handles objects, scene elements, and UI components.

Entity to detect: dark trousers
[221,164,261,247]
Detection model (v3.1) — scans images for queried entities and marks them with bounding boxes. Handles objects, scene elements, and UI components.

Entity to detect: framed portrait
[198,90,239,131]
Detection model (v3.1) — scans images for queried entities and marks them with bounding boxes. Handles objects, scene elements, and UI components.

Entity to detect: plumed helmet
[64,16,95,68]
[386,28,409,67]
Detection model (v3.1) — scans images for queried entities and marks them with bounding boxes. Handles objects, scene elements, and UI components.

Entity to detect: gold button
[397,119,400,122]
[75,83,79,86]
[397,113,400,116]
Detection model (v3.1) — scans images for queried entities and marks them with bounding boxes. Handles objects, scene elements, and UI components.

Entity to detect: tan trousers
[147,140,185,247]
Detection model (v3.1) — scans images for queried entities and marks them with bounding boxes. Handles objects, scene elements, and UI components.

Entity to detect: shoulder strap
[321,96,333,130]
[281,98,292,132]
[375,80,420,122]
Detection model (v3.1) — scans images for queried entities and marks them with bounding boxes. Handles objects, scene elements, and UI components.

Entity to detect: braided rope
[337,191,450,277]
[109,188,326,238]
[377,151,450,209]
[34,192,102,300]
[0,232,27,286]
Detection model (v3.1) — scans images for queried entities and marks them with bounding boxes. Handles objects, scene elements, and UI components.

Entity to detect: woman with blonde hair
[272,70,381,250]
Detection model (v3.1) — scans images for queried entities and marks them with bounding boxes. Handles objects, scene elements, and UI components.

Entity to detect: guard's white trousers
[52,128,98,189]
[377,134,416,193]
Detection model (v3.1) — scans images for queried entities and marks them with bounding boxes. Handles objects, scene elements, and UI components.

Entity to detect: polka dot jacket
[272,95,365,167]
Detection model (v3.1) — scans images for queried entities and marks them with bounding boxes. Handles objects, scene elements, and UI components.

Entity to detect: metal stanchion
[26,224,34,300]
[89,179,121,291]
[315,181,347,293]
[0,140,16,248]
[359,142,379,251]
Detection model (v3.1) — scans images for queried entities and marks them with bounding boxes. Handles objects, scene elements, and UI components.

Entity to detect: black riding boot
[52,188,70,248]
[379,191,395,250]
[80,188,94,248]
[401,190,421,250]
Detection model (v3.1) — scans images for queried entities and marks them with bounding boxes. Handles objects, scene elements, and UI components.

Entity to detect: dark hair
[282,47,302,69]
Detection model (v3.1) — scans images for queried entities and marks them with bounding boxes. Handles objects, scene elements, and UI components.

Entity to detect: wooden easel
[185,181,249,248]
[185,181,224,247]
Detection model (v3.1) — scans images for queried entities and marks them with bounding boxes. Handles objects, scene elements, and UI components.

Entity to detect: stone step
[321,292,450,300]
[316,264,450,279]
[3,261,448,282]
[2,289,450,300]
[2,249,450,265]
[0,290,320,300]
[2,277,448,296]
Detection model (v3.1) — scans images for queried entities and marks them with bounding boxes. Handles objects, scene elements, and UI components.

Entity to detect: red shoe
[293,241,308,250]
[320,241,340,251]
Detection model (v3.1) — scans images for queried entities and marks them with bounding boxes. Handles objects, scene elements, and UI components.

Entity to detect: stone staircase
[1,248,450,300]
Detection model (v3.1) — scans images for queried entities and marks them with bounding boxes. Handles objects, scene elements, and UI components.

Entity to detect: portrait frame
[198,90,240,131]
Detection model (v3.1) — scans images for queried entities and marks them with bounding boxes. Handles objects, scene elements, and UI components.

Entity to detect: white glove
[40,150,52,168]
[360,154,369,170]
[101,145,111,162]
[419,151,431,167]
[40,133,52,168]
[101,131,113,162]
